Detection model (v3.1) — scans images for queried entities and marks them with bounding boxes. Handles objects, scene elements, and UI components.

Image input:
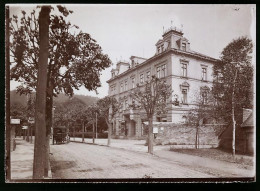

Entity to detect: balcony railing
[163,26,183,35]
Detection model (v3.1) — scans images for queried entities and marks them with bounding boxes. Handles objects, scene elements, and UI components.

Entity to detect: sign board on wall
[22,126,28,130]
[11,119,20,124]
[153,127,158,134]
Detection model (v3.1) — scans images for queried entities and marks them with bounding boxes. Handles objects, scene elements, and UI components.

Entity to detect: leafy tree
[10,102,27,120]
[54,97,86,134]
[212,37,253,156]
[9,5,111,178]
[84,104,99,143]
[25,94,35,143]
[65,97,87,142]
[10,5,111,143]
[96,117,108,133]
[53,103,67,127]
[97,96,120,146]
[130,76,172,154]
[185,90,224,149]
[27,94,36,118]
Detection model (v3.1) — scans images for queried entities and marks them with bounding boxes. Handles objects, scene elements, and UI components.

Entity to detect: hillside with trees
[10,90,99,107]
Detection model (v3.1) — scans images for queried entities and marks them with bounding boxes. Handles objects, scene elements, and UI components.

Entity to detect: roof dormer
[130,56,147,67]
[156,25,191,54]
[156,39,171,54]
[116,61,130,75]
[177,37,190,52]
[111,68,119,78]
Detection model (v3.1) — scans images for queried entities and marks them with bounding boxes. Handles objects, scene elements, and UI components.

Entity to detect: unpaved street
[50,142,215,179]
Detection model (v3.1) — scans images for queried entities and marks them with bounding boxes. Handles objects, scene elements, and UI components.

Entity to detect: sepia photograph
[5,4,256,182]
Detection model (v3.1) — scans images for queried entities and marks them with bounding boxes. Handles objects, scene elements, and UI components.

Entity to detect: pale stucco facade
[107,26,218,138]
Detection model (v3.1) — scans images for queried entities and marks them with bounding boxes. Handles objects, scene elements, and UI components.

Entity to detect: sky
[9,4,256,98]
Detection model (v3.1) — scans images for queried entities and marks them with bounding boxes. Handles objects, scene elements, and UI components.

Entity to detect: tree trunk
[107,122,112,146]
[30,125,33,143]
[195,126,198,149]
[82,121,84,142]
[73,127,75,141]
[232,107,236,156]
[198,128,200,149]
[44,135,50,177]
[105,117,112,146]
[44,93,53,177]
[33,6,51,179]
[104,116,112,146]
[92,123,95,144]
[148,117,154,154]
[232,69,238,157]
[96,112,98,139]
[26,128,29,142]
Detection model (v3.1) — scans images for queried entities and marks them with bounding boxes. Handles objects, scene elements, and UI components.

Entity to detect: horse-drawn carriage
[53,126,70,144]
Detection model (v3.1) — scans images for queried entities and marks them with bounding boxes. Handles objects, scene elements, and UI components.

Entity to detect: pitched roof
[107,48,219,83]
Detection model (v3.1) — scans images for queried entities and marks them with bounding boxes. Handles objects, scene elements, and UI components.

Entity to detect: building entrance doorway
[130,120,136,136]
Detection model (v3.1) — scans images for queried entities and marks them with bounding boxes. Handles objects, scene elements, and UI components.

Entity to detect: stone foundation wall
[153,123,222,147]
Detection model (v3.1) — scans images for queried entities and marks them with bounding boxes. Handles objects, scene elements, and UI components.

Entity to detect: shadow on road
[50,160,77,173]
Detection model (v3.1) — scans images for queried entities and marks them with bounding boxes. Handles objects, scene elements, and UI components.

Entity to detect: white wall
[170,54,215,123]
[172,54,214,82]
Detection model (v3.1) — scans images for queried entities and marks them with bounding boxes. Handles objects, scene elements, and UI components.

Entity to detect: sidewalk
[70,137,171,152]
[10,137,52,180]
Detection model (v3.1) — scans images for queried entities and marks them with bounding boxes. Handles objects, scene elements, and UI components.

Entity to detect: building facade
[107,26,218,138]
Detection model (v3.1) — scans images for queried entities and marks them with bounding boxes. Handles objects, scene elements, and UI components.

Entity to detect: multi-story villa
[107,26,218,138]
